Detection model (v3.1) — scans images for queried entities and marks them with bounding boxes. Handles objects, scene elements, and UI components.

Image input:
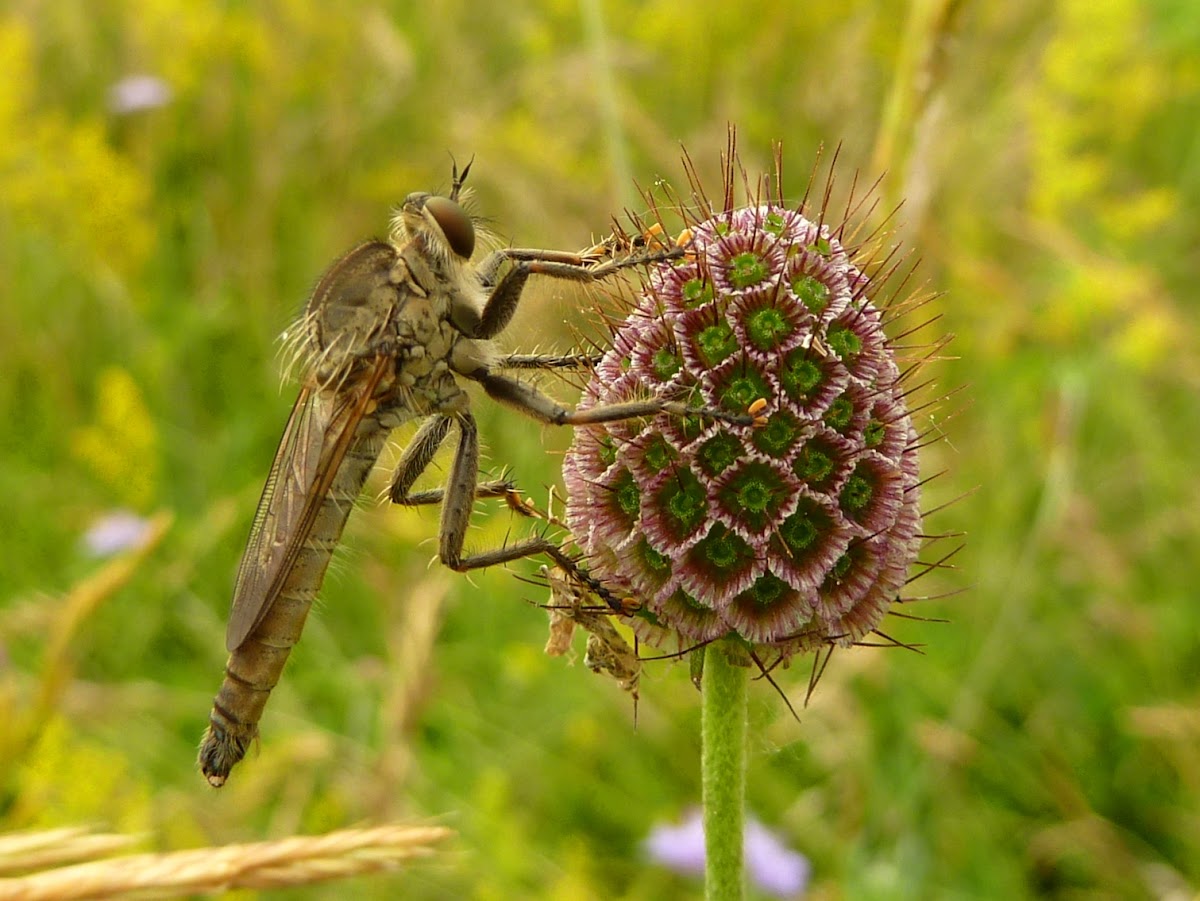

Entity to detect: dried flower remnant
[564,142,938,661]
[541,563,642,698]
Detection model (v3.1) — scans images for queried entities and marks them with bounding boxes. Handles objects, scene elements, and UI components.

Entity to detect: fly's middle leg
[495,352,601,371]
[471,370,755,429]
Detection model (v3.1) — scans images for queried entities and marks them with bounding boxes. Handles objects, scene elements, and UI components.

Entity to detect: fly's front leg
[476,243,685,286]
[475,248,606,288]
[470,246,686,340]
[472,258,593,340]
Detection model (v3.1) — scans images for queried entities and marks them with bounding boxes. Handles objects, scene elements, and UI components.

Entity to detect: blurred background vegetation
[1,0,1197,897]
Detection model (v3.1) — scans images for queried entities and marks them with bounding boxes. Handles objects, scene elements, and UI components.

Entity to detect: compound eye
[424,195,475,259]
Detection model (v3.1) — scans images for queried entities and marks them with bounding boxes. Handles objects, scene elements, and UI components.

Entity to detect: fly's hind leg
[387,353,609,508]
[389,414,514,507]
[430,412,629,613]
[387,414,545,533]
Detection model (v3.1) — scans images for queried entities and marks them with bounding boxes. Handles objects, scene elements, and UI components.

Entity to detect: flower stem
[702,642,748,901]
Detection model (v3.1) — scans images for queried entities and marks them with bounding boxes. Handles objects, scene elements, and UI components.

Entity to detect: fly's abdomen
[199,421,389,787]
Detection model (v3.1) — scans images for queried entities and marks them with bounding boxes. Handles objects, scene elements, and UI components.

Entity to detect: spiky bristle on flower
[563,134,951,663]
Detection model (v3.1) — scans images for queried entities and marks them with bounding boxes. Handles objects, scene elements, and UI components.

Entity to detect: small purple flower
[108,75,173,115]
[745,818,811,897]
[644,809,707,876]
[645,809,810,897]
[82,510,152,556]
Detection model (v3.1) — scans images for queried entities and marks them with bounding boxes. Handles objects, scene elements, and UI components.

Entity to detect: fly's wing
[225,357,391,651]
[224,385,322,651]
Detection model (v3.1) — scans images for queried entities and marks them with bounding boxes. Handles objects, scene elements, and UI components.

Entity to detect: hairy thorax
[380,242,483,419]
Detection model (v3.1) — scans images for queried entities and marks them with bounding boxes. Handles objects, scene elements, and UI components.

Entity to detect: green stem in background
[701,642,749,901]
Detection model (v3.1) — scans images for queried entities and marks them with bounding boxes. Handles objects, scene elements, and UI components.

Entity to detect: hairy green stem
[702,643,748,901]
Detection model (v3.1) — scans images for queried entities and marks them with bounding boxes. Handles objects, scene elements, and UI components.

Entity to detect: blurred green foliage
[1,0,1197,897]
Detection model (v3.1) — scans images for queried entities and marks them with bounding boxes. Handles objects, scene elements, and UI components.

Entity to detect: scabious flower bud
[563,150,925,660]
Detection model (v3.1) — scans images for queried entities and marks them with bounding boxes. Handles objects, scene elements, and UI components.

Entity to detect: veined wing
[225,356,391,651]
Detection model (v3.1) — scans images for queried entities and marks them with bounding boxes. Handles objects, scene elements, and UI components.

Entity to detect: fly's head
[391,192,476,268]
[391,187,493,348]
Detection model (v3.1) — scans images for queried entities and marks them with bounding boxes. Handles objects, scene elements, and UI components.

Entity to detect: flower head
[564,143,929,660]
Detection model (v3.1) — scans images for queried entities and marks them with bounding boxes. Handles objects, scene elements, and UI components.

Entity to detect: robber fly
[198,162,748,786]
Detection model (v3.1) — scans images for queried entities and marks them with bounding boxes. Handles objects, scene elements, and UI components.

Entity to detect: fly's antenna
[450,155,475,202]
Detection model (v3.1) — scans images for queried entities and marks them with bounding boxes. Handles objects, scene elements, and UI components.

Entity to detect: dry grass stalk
[0,823,453,900]
[0,828,139,877]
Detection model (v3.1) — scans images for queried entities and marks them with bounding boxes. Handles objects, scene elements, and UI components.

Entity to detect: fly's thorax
[385,292,473,416]
[391,296,456,381]
[394,231,487,337]
[385,359,469,419]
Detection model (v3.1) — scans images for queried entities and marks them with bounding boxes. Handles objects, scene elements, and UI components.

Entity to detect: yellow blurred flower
[0,18,155,279]
[70,368,160,509]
